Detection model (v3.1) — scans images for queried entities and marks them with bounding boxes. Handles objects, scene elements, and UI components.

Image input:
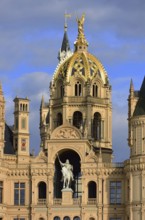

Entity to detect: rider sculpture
[57,154,74,189]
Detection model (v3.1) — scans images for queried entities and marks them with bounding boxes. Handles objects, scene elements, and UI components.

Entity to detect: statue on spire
[75,13,88,50]
[77,13,85,36]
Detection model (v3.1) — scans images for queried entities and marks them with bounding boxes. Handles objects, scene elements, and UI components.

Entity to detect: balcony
[37,198,96,206]
[73,198,81,205]
[37,199,46,205]
[53,199,62,205]
[53,198,81,205]
[87,198,97,205]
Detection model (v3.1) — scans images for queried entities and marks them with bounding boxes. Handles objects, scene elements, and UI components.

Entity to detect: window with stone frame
[13,218,25,220]
[14,182,25,205]
[110,181,122,205]
[92,83,98,97]
[73,216,80,220]
[109,218,121,220]
[54,217,60,220]
[0,181,3,204]
[75,81,82,96]
[57,113,63,127]
[73,111,83,129]
[63,217,70,220]
[92,112,101,140]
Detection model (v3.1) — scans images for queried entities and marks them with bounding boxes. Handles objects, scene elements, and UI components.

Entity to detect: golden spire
[75,13,88,51]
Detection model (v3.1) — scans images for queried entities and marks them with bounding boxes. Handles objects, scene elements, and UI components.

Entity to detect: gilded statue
[77,13,85,36]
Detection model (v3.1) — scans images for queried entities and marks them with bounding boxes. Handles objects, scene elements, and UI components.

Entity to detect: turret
[13,97,30,156]
[128,77,145,156]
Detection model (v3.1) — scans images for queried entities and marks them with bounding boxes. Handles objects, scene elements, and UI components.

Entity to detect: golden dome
[53,14,108,85]
[53,51,107,84]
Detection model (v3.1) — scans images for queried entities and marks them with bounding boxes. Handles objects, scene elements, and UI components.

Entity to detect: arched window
[93,83,98,97]
[57,80,64,98]
[75,81,82,96]
[73,217,80,220]
[38,181,46,200]
[54,150,81,199]
[92,112,101,140]
[54,217,60,220]
[25,104,28,111]
[73,111,82,129]
[20,104,23,111]
[57,113,63,126]
[63,217,70,220]
[60,85,64,97]
[23,104,25,111]
[88,181,97,198]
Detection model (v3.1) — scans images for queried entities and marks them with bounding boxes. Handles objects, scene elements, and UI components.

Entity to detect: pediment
[86,149,98,163]
[34,150,47,163]
[51,124,82,140]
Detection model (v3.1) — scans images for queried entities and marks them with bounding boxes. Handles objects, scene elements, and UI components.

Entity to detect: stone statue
[77,13,85,36]
[57,153,74,189]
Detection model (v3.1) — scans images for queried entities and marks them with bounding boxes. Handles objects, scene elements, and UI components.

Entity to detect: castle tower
[0,83,5,156]
[47,14,112,159]
[128,77,145,156]
[13,97,30,156]
[38,15,113,208]
[127,77,145,220]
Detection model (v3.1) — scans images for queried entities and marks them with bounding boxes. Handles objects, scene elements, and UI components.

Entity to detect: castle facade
[0,15,144,220]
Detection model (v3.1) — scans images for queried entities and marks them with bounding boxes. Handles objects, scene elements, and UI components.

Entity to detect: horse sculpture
[57,154,74,189]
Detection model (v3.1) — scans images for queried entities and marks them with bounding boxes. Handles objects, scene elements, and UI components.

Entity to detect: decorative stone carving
[52,126,81,139]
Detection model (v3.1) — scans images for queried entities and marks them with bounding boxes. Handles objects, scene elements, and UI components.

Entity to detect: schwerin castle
[0,14,144,220]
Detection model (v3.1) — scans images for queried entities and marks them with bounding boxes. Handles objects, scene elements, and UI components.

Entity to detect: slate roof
[133,77,145,116]
[4,124,15,155]
[61,28,70,52]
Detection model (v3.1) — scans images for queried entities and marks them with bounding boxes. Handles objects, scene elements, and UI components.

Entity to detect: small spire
[75,13,88,51]
[58,13,72,62]
[40,95,44,108]
[130,79,134,92]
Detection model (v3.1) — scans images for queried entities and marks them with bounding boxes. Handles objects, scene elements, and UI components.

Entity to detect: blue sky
[1,0,145,161]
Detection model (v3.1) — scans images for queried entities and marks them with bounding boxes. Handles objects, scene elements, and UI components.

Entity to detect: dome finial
[77,13,85,36]
[75,13,88,51]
